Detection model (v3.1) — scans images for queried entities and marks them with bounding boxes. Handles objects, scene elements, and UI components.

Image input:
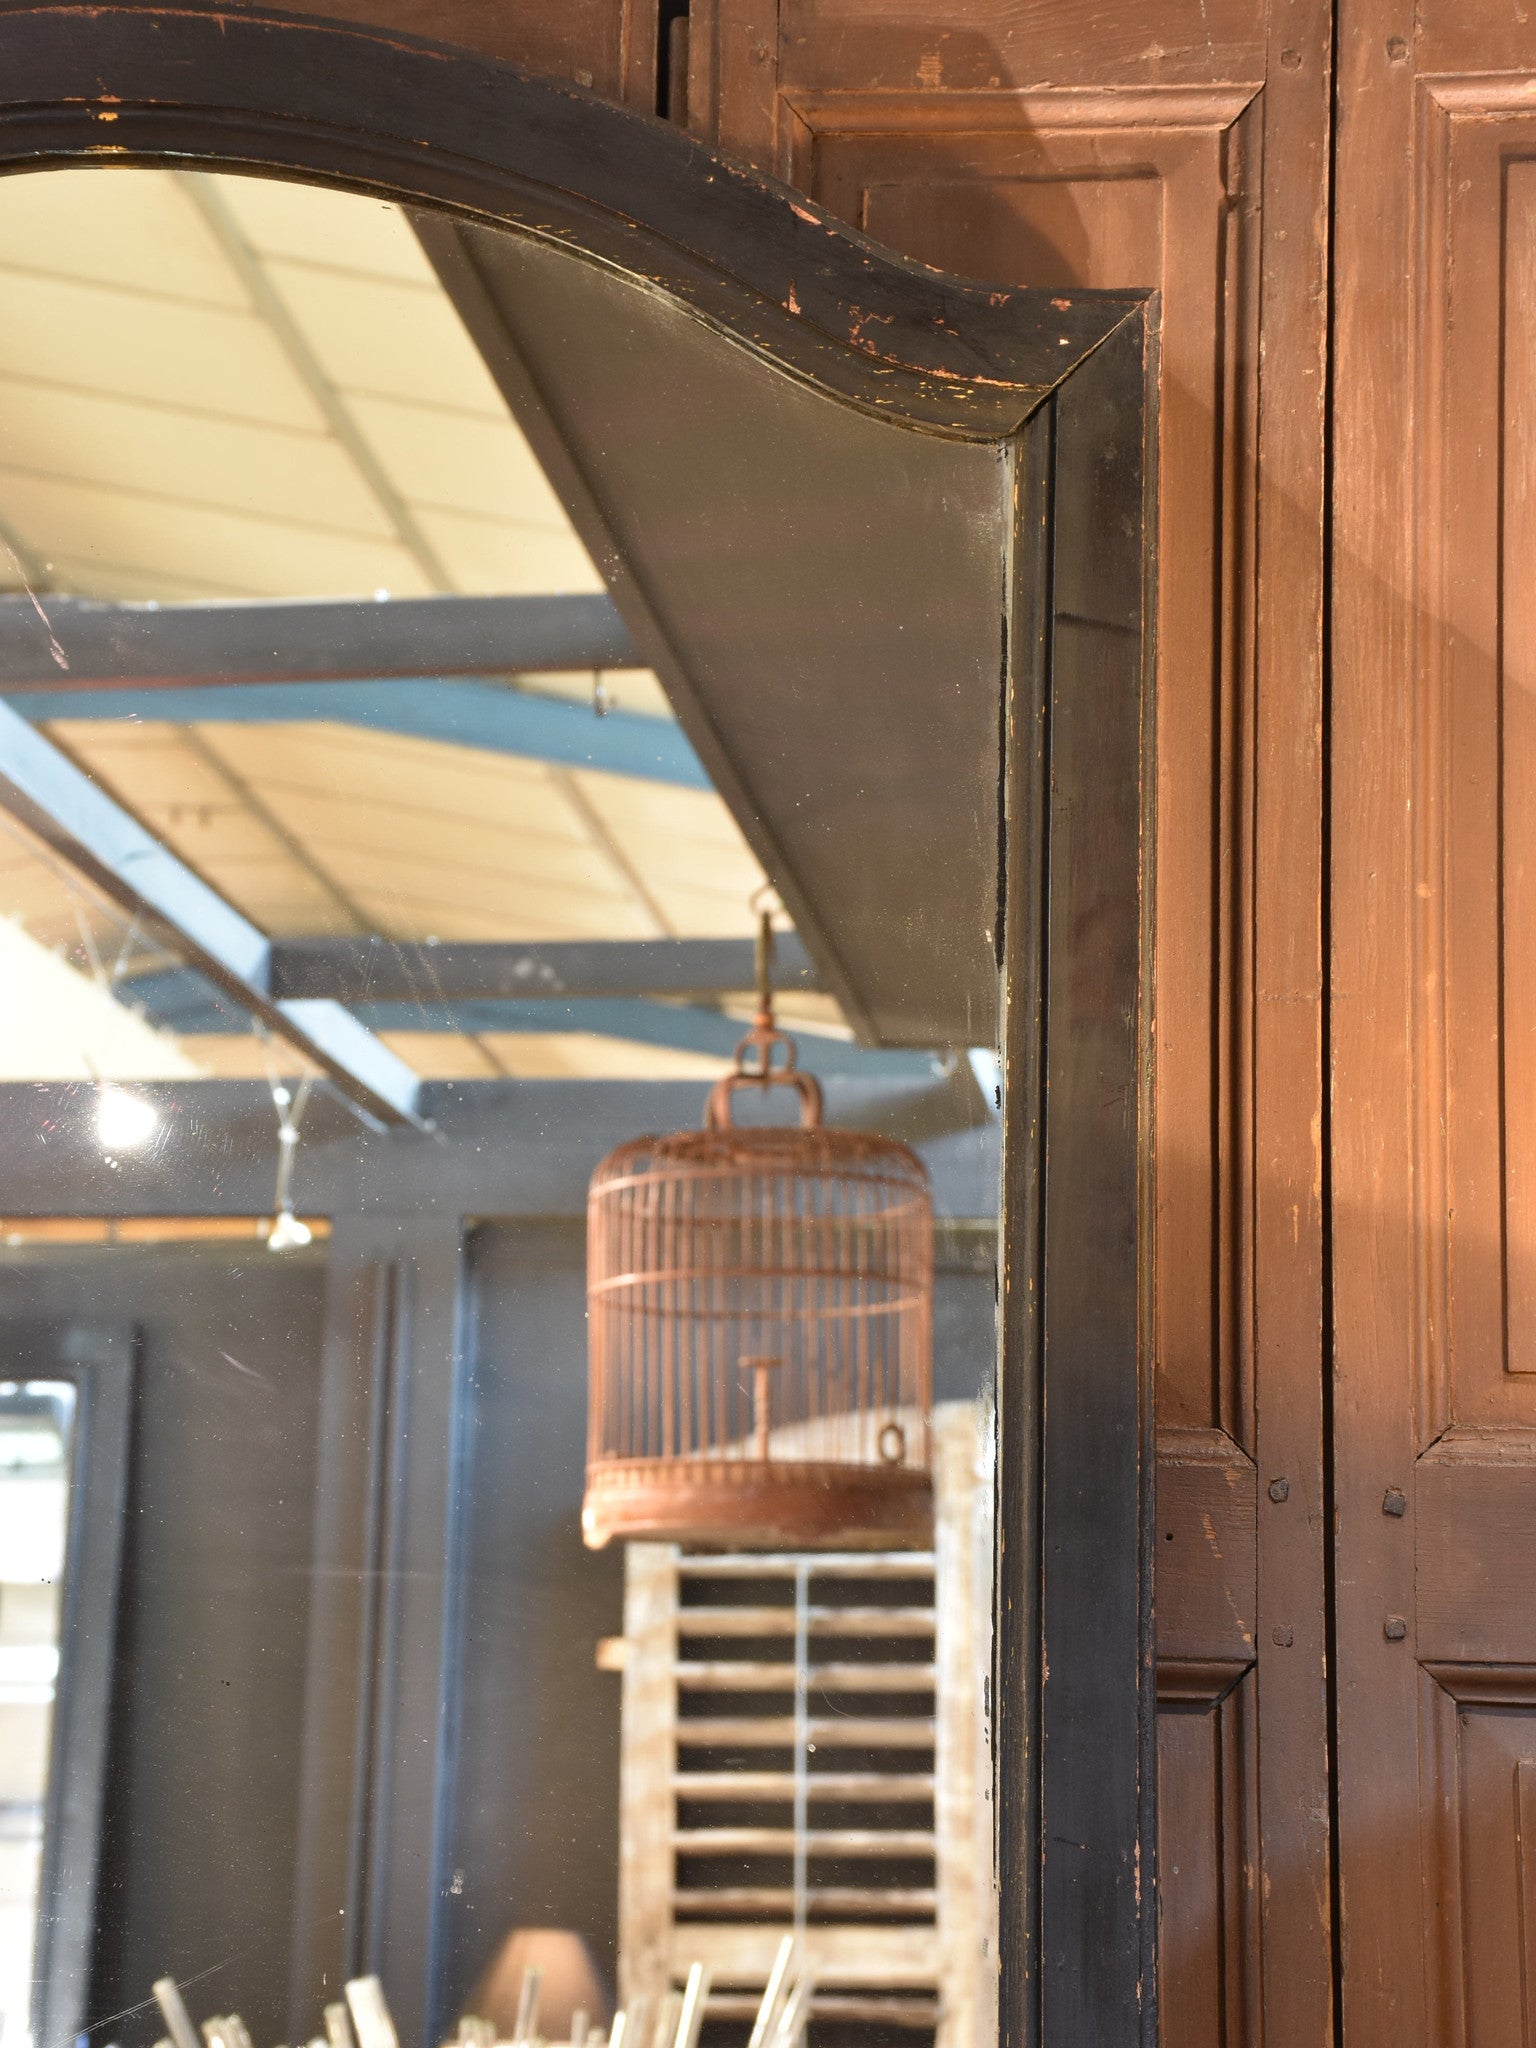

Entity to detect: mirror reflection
[0,1381,74,2036]
[0,168,1002,2048]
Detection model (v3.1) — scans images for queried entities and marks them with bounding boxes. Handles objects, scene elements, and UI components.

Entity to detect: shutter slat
[671,1888,939,1915]
[676,1661,937,1691]
[675,1607,936,1636]
[676,1553,935,1576]
[673,1772,935,1799]
[625,1541,952,2032]
[674,1828,936,1855]
[676,1716,936,1745]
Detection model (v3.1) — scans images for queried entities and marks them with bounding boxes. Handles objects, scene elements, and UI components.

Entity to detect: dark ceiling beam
[266,935,820,1003]
[0,699,424,1127]
[0,591,639,690]
[348,999,929,1077]
[128,966,937,1077]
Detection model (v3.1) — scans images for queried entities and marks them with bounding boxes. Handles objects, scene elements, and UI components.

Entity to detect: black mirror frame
[0,12,1159,2044]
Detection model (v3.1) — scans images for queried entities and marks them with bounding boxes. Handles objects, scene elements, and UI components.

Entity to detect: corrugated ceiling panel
[214,174,439,284]
[345,395,572,525]
[0,377,389,534]
[0,268,322,427]
[574,770,765,936]
[414,504,601,595]
[263,261,507,414]
[475,1032,731,1081]
[0,469,431,600]
[52,720,356,935]
[0,167,605,603]
[202,720,569,823]
[0,166,245,303]
[373,1030,504,1079]
[38,558,248,604]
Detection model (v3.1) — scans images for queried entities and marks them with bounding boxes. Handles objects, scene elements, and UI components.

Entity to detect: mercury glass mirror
[0,18,1155,2048]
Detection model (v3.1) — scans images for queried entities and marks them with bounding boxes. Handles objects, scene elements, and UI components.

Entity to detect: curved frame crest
[0,3,1141,430]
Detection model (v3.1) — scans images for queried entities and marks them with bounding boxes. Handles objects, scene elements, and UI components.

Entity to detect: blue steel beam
[20,676,705,784]
[6,678,709,788]
[0,699,425,1126]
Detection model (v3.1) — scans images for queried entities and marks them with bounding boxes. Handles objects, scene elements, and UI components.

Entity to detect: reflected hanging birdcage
[582,920,933,1549]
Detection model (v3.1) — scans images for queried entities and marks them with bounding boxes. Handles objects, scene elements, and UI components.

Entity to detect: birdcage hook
[706,905,824,1128]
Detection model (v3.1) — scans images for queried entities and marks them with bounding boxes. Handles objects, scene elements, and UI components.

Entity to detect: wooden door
[690,4,1334,2041]
[1333,1,1536,2041]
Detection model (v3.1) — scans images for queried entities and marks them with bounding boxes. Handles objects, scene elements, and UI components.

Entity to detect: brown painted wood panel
[99,0,634,92]
[1156,1435,1257,1673]
[1158,1689,1255,2048]
[696,8,1332,2037]
[1426,101,1536,1430]
[1334,5,1536,2043]
[1505,157,1536,1382]
[772,91,1252,1444]
[1417,1672,1536,2047]
[783,93,1260,1457]
[1418,1454,1536,1666]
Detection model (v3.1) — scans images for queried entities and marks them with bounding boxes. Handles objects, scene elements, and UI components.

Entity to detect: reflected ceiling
[0,168,596,602]
[0,168,895,1087]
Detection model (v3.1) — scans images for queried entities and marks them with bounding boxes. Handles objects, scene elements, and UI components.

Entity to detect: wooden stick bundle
[146,1941,820,2048]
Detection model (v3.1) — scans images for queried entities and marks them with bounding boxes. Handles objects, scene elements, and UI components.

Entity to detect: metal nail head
[1268,1477,1290,1504]
[1384,1615,1408,1641]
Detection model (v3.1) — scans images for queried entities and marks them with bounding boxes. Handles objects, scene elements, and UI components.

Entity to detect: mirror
[0,164,1006,2048]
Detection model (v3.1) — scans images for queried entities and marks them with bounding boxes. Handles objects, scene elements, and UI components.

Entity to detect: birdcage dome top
[589,1121,929,1185]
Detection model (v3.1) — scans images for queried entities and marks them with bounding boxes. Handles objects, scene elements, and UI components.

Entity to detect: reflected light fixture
[267,1209,313,1252]
[583,912,935,1550]
[96,1084,158,1152]
[264,1071,314,1252]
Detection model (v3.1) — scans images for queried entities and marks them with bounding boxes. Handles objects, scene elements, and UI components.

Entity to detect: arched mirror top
[0,2,1145,437]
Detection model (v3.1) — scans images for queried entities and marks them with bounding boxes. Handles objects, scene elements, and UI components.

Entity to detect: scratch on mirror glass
[0,531,68,671]
[63,1952,255,2048]
[219,1350,275,1392]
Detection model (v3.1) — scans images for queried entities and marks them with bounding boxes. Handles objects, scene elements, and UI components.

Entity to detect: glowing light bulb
[267,1209,313,1253]
[96,1086,158,1152]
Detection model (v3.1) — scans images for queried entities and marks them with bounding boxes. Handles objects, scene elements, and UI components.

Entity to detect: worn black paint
[0,592,636,690]
[426,217,1011,1048]
[1035,318,1159,2047]
[997,408,1055,2048]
